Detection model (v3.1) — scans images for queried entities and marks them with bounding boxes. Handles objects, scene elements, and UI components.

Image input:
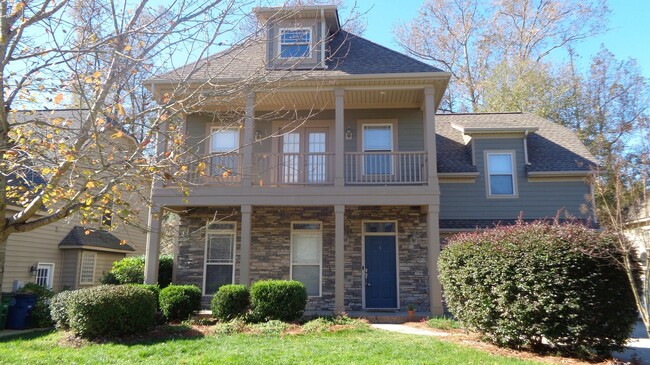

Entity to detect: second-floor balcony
[184,151,428,186]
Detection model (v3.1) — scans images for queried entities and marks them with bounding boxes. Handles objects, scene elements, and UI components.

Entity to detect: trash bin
[6,294,37,330]
[0,293,13,330]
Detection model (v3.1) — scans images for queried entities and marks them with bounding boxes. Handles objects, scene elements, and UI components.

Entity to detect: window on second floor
[279,28,311,59]
[210,128,239,176]
[486,152,516,197]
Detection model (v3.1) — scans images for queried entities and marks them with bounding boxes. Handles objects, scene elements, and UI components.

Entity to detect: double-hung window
[210,128,239,177]
[204,222,236,295]
[279,28,311,58]
[486,152,516,197]
[362,124,393,175]
[290,222,322,297]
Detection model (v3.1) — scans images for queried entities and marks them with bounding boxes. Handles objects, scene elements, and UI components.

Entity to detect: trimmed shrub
[50,290,74,330]
[128,284,161,310]
[159,285,202,321]
[99,271,119,285]
[17,283,54,328]
[66,285,156,338]
[439,221,639,357]
[158,255,173,288]
[249,280,307,322]
[211,285,250,321]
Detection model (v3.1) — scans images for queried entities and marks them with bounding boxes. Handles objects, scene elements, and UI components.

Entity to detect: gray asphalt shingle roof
[435,113,597,174]
[59,226,135,252]
[154,30,444,82]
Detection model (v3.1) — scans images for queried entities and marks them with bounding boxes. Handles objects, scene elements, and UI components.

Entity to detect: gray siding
[60,250,79,290]
[440,138,593,220]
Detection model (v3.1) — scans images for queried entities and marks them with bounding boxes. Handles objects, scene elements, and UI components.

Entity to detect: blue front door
[364,235,397,308]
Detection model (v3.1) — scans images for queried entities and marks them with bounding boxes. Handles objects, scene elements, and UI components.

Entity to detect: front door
[364,235,397,309]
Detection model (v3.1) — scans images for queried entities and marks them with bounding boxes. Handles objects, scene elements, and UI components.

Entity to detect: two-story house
[143,5,596,315]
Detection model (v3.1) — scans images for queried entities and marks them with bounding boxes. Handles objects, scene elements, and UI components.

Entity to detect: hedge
[211,284,249,321]
[249,280,307,322]
[159,285,202,321]
[66,285,156,338]
[439,221,639,357]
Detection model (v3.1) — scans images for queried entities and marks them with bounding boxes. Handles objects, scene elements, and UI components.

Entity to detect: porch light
[345,128,353,140]
[29,263,38,276]
[255,129,263,142]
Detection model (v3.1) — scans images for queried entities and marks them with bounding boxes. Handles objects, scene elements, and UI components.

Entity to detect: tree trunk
[0,234,7,294]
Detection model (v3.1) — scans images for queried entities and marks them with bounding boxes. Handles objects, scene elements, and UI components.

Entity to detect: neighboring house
[143,5,597,314]
[1,109,148,292]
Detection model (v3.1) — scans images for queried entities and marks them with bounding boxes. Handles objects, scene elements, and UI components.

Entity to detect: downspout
[523,129,531,166]
[320,8,327,69]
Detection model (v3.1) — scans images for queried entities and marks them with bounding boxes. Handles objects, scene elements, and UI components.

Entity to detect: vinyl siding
[60,250,79,290]
[440,138,593,220]
[76,250,126,288]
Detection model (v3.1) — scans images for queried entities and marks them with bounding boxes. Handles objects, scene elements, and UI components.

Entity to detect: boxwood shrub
[439,221,639,357]
[159,285,202,321]
[211,284,250,321]
[128,284,161,310]
[66,285,156,338]
[249,280,307,322]
[50,290,74,330]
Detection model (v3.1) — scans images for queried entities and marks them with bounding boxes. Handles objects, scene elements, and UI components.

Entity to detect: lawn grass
[0,327,543,364]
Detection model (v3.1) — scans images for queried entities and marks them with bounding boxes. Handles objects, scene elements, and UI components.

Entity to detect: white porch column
[427,203,443,315]
[334,204,345,312]
[334,89,345,186]
[241,93,255,186]
[144,204,162,284]
[240,205,252,285]
[423,87,438,188]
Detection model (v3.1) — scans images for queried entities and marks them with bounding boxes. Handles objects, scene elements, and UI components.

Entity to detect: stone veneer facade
[175,205,430,312]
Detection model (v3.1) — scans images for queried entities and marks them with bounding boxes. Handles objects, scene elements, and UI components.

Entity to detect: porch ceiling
[254,89,425,110]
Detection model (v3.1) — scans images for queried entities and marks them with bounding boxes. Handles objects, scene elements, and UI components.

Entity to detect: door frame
[361,220,400,310]
[36,262,55,289]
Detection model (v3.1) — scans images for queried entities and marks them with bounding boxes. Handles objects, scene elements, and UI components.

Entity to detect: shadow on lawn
[58,324,208,347]
[0,328,55,342]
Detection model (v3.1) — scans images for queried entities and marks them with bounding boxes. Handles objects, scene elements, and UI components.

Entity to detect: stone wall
[175,205,431,312]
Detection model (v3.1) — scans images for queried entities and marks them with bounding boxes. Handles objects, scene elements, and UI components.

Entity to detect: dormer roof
[253,5,340,33]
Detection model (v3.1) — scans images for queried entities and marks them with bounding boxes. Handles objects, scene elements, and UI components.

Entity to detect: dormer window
[279,28,311,58]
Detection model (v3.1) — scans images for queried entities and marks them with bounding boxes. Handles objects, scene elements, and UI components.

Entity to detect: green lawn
[0,327,543,365]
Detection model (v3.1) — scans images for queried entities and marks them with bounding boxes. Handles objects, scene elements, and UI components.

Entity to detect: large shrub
[211,284,250,321]
[101,255,174,288]
[50,290,74,330]
[159,285,202,321]
[439,221,639,357]
[128,284,161,310]
[249,280,307,322]
[66,285,156,338]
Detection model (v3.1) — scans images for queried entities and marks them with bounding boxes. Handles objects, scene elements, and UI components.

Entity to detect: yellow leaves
[116,103,125,116]
[12,1,24,16]
[54,93,63,105]
[85,229,91,235]
[180,165,188,173]
[111,130,124,139]
[124,45,132,52]
[85,181,96,189]
[96,118,106,127]
[222,170,230,178]
[93,71,101,79]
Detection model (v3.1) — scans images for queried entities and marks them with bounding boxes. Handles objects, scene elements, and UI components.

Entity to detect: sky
[356,0,650,78]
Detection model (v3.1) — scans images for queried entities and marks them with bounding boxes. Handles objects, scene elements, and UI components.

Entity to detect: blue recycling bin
[6,294,37,330]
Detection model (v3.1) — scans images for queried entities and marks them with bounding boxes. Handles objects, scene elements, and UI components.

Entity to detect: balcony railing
[181,151,427,186]
[344,151,427,185]
[253,152,334,185]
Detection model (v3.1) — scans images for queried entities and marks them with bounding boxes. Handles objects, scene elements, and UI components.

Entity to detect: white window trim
[202,221,237,296]
[79,252,96,285]
[361,123,395,176]
[209,127,240,154]
[485,150,518,198]
[209,127,241,178]
[278,27,312,59]
[361,220,400,310]
[36,262,55,289]
[290,221,322,298]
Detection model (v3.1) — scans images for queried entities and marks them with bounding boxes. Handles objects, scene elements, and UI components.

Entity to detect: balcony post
[144,204,162,285]
[240,205,252,285]
[427,203,443,315]
[335,88,345,186]
[423,87,438,188]
[241,93,255,186]
[334,204,345,313]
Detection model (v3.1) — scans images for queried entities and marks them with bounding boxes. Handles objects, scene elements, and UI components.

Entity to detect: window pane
[281,30,310,43]
[205,265,233,294]
[292,265,319,296]
[490,175,514,195]
[207,234,234,263]
[488,154,512,174]
[364,222,396,233]
[280,44,310,58]
[292,233,320,264]
[211,129,238,152]
[80,253,96,284]
[363,125,392,151]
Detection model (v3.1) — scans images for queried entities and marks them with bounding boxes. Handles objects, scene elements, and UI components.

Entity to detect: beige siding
[76,250,126,288]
